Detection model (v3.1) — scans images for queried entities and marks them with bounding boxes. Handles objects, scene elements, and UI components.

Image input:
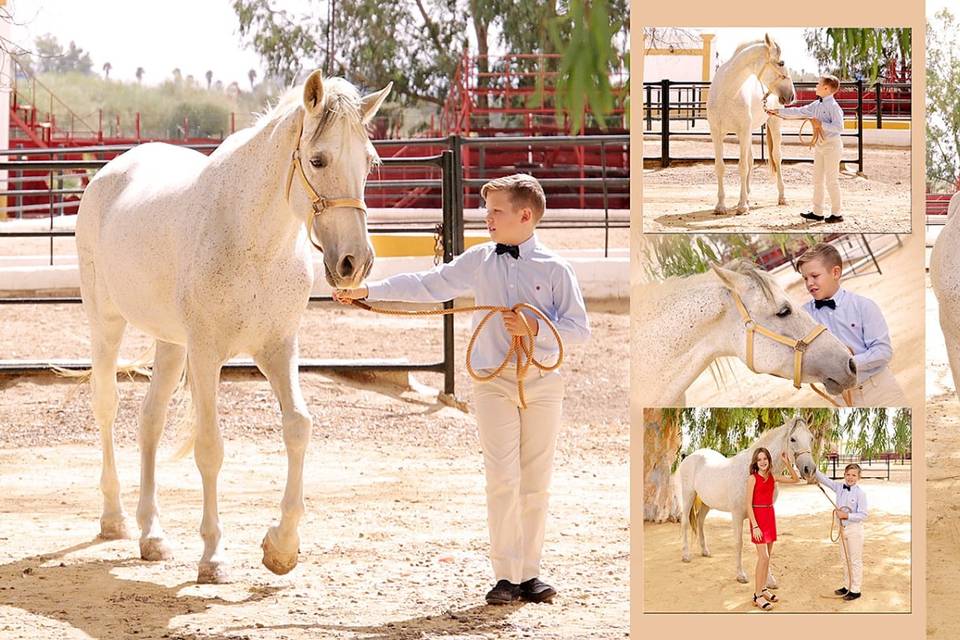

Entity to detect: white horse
[675,417,817,585]
[931,191,960,400]
[633,260,858,406]
[76,70,391,583]
[706,34,796,215]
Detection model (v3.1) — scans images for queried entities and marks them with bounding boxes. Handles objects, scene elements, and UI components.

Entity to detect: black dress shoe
[520,577,557,603]
[842,591,861,601]
[834,587,849,596]
[485,579,521,605]
[824,214,844,223]
[800,211,825,221]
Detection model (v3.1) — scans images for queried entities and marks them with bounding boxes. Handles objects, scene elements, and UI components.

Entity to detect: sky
[7,0,296,86]
[710,27,839,78]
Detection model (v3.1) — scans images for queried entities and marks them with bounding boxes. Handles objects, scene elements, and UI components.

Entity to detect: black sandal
[761,587,779,602]
[753,593,774,610]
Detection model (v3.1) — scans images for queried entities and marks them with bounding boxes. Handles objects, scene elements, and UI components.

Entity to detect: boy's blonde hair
[844,463,862,477]
[480,174,546,223]
[820,74,840,93]
[797,243,842,271]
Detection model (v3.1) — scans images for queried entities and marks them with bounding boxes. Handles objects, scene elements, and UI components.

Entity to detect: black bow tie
[814,298,836,310]
[495,243,520,259]
[842,484,851,491]
[817,96,823,102]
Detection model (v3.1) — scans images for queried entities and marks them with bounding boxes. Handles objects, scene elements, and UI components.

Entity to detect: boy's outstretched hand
[333,287,368,304]
[501,310,539,337]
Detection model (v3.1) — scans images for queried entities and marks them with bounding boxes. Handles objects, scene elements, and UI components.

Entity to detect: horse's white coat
[706,34,796,214]
[674,418,818,584]
[633,261,858,406]
[76,70,390,582]
[931,191,960,401]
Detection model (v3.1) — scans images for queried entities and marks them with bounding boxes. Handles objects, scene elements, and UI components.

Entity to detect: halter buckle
[795,340,809,354]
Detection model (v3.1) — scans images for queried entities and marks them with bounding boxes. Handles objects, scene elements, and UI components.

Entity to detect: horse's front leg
[187,348,229,584]
[768,117,787,205]
[732,515,748,583]
[255,337,312,575]
[736,129,753,214]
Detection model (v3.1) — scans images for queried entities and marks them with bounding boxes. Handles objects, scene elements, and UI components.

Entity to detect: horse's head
[711,261,858,394]
[291,70,392,288]
[759,33,795,106]
[781,417,817,480]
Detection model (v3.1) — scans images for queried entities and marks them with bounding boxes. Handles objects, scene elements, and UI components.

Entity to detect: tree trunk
[469,1,489,112]
[643,409,682,523]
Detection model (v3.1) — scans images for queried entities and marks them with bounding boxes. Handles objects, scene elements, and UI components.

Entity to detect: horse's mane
[732,39,765,58]
[721,258,776,300]
[255,75,368,141]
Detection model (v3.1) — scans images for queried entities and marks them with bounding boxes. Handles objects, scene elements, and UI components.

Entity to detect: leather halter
[284,117,367,252]
[720,279,828,390]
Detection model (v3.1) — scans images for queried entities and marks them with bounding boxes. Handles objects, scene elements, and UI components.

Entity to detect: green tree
[802,27,911,82]
[33,33,94,75]
[135,66,145,84]
[927,9,960,191]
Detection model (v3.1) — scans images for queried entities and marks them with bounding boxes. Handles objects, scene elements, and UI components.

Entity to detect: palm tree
[135,66,145,83]
[205,69,213,90]
[102,61,112,79]
[248,68,257,92]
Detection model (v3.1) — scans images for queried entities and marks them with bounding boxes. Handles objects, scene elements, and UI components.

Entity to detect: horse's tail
[765,120,779,178]
[170,364,195,460]
[688,493,704,536]
[53,345,156,382]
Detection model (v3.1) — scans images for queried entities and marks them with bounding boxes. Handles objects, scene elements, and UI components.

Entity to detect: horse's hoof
[99,516,135,540]
[139,536,173,562]
[702,550,712,558]
[197,560,231,584]
[736,574,749,584]
[778,198,787,206]
[261,528,299,576]
[681,554,692,563]
[766,581,779,590]
[713,206,727,215]
[736,204,749,215]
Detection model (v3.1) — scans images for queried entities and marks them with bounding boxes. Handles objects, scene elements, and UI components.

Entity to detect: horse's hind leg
[710,126,727,214]
[679,483,695,562]
[255,336,312,575]
[732,515,749,583]
[697,504,711,557]
[87,303,131,539]
[736,130,753,214]
[137,340,186,561]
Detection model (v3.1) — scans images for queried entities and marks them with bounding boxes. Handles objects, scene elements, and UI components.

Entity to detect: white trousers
[472,369,564,584]
[835,366,907,407]
[813,136,843,215]
[840,521,865,593]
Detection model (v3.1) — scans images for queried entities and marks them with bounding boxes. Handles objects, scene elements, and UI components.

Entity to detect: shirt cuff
[364,281,389,301]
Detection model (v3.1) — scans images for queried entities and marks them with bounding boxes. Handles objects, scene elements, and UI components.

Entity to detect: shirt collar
[517,234,538,260]
[821,94,837,104]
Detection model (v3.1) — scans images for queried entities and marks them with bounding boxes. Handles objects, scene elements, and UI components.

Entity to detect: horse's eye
[776,306,791,318]
[777,61,785,67]
[310,155,328,169]
[790,437,796,442]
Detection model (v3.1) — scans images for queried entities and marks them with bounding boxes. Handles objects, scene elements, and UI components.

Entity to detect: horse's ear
[764,33,774,49]
[302,70,325,116]
[710,263,744,293]
[361,82,393,125]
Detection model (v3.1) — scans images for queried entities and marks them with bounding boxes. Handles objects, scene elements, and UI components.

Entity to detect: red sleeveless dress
[751,471,777,544]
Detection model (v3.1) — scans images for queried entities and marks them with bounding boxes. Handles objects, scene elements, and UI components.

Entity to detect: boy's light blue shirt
[815,470,868,526]
[802,287,892,383]
[779,94,845,139]
[364,234,590,371]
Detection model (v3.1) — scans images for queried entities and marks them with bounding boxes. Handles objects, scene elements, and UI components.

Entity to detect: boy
[767,74,845,223]
[815,463,869,601]
[797,243,906,406]
[333,174,590,605]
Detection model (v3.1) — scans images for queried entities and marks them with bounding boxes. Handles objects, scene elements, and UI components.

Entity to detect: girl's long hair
[750,447,772,475]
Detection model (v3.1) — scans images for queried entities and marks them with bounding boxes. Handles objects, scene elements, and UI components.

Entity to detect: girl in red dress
[746,447,800,610]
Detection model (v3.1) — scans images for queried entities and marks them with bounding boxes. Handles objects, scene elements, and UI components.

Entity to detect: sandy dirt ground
[924,268,960,639]
[643,479,911,613]
[641,142,911,234]
[0,298,628,639]
[682,233,922,408]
